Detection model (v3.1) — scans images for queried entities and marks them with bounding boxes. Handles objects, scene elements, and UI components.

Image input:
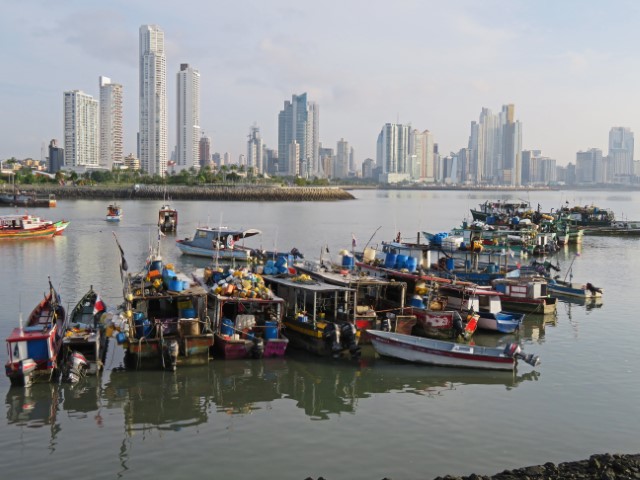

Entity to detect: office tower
[63,90,99,167]
[139,24,167,176]
[199,132,211,168]
[334,138,349,179]
[48,139,64,173]
[247,125,263,174]
[410,129,435,182]
[576,148,604,184]
[376,123,411,182]
[99,76,123,169]
[608,127,634,179]
[278,93,319,177]
[176,63,200,171]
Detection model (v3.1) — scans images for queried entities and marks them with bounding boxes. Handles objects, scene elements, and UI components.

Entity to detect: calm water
[2,189,640,480]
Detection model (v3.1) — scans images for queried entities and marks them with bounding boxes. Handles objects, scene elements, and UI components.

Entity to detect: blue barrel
[409,296,425,308]
[342,255,354,269]
[169,278,184,291]
[180,308,196,318]
[135,319,152,339]
[275,256,287,267]
[150,259,163,271]
[465,260,472,270]
[384,253,397,268]
[487,263,498,274]
[221,318,234,336]
[264,321,278,339]
[445,258,455,270]
[396,254,408,269]
[406,256,418,272]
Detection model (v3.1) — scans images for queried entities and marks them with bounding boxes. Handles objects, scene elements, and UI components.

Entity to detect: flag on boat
[352,234,357,249]
[113,232,129,281]
[93,295,106,315]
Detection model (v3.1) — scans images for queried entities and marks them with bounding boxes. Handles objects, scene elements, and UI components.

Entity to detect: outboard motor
[452,312,464,339]
[586,283,603,295]
[164,339,179,371]
[63,351,89,384]
[250,336,265,359]
[339,322,361,360]
[322,322,343,358]
[504,343,541,367]
[381,314,392,332]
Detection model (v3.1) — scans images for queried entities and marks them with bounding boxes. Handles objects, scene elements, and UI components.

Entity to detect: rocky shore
[304,453,640,480]
[6,184,355,202]
[433,453,640,480]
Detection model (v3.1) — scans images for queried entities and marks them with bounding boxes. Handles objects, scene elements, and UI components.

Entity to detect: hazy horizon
[2,1,638,167]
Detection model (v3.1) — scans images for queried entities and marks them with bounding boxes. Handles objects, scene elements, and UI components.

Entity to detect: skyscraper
[139,25,167,176]
[176,63,200,171]
[334,138,350,179]
[48,139,64,173]
[608,127,634,179]
[277,93,319,177]
[247,125,263,174]
[199,132,211,168]
[376,123,411,182]
[63,90,99,168]
[99,76,123,170]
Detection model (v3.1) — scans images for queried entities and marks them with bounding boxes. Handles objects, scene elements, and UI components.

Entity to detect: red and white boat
[0,214,69,239]
[5,280,67,386]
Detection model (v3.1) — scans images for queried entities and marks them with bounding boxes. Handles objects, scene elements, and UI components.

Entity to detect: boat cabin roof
[192,227,262,241]
[264,275,355,294]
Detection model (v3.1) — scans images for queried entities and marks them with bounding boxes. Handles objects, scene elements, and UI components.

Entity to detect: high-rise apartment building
[278,93,319,177]
[247,125,263,174]
[376,123,411,182]
[63,90,99,168]
[99,76,123,170]
[334,138,350,179]
[576,148,604,184]
[139,24,167,176]
[176,63,200,171]
[608,127,634,179]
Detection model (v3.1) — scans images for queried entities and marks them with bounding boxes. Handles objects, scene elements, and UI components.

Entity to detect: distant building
[608,126,634,180]
[123,153,141,171]
[176,63,200,172]
[99,76,123,169]
[334,138,350,179]
[247,125,263,174]
[376,123,411,182]
[576,149,603,184]
[64,90,99,168]
[362,158,375,179]
[278,93,320,177]
[199,132,211,168]
[139,24,167,176]
[48,139,64,173]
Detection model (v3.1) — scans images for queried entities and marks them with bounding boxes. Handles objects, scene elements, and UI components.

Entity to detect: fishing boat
[196,266,289,359]
[545,254,603,300]
[263,273,361,359]
[0,214,69,239]
[367,330,540,371]
[158,203,178,233]
[491,274,558,315]
[295,253,416,342]
[556,202,615,228]
[176,226,262,260]
[61,286,108,376]
[106,202,122,222]
[470,199,533,224]
[4,279,67,387]
[112,234,214,371]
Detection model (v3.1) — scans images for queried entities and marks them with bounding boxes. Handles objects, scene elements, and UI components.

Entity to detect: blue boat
[176,226,262,260]
[106,202,122,222]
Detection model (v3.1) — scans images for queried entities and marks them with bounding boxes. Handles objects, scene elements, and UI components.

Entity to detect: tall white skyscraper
[247,125,263,174]
[99,76,123,169]
[334,138,350,179]
[176,63,200,171]
[139,25,167,176]
[376,123,411,176]
[63,90,99,168]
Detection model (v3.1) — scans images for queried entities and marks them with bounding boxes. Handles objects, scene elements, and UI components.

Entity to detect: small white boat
[368,330,539,371]
[106,203,122,222]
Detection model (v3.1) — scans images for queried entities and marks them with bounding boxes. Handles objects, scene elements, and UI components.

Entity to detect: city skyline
[2,1,640,166]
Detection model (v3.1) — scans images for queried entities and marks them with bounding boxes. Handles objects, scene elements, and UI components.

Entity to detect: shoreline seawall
[3,184,356,201]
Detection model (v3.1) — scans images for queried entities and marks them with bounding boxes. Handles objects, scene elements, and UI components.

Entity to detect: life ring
[226,235,235,248]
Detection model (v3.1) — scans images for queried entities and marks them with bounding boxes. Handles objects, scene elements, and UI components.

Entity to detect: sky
[2,0,640,167]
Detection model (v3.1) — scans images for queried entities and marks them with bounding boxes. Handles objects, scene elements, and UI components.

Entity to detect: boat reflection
[6,383,62,428]
[103,368,215,434]
[61,375,103,422]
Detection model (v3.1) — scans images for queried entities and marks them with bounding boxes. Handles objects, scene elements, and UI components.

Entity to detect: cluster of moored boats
[5,197,622,388]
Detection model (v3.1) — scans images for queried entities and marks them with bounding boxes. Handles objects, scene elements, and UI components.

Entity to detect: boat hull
[500,297,557,314]
[176,241,251,260]
[368,330,516,371]
[477,311,523,333]
[125,334,213,369]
